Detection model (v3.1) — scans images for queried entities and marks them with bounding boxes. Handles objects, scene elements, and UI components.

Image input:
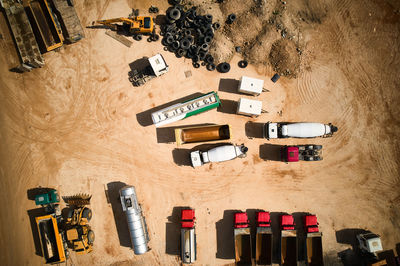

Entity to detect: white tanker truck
[264,122,338,139]
[190,144,248,167]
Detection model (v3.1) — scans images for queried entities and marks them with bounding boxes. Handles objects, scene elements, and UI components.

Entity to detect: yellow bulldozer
[63,194,94,255]
[93,16,155,41]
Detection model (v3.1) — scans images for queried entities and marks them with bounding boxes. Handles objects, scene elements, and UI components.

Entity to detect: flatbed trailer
[51,0,84,43]
[24,0,64,52]
[0,0,44,71]
[175,124,231,145]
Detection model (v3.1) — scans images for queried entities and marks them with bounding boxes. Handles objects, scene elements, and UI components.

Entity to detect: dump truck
[119,185,150,255]
[24,0,64,52]
[264,122,338,139]
[280,214,298,266]
[129,53,169,86]
[35,214,69,264]
[282,145,323,162]
[234,212,252,265]
[0,0,44,72]
[64,194,94,255]
[357,232,383,257]
[255,211,273,266]
[152,92,220,127]
[51,0,85,43]
[94,16,154,40]
[175,124,231,145]
[190,144,248,167]
[304,215,324,266]
[181,209,196,264]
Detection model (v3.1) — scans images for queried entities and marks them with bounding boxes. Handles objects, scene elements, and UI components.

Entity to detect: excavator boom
[93,16,154,34]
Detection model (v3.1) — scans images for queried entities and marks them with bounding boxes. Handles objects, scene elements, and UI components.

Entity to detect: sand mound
[269,39,300,77]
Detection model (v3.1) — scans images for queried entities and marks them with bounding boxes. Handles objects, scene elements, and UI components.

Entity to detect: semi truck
[35,214,68,264]
[280,214,298,266]
[303,215,324,266]
[255,212,273,266]
[129,53,169,86]
[282,145,323,162]
[190,144,248,167]
[234,212,252,265]
[181,209,196,264]
[175,124,231,145]
[264,122,338,139]
[357,232,383,257]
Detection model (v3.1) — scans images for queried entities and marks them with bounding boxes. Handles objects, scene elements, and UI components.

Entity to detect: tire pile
[160,2,221,71]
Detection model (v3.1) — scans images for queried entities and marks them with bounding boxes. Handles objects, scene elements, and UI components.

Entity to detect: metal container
[119,185,149,255]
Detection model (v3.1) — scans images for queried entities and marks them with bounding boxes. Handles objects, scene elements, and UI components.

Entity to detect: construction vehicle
[119,185,150,255]
[0,0,44,72]
[357,232,383,257]
[94,16,154,40]
[36,214,69,264]
[181,209,196,264]
[190,144,248,167]
[238,76,267,96]
[264,122,338,139]
[280,214,298,266]
[35,189,61,214]
[64,194,94,255]
[282,145,323,162]
[237,98,264,117]
[303,215,324,266]
[234,212,252,265]
[129,53,169,87]
[255,211,273,266]
[152,92,220,127]
[24,0,64,52]
[175,124,231,145]
[51,0,85,43]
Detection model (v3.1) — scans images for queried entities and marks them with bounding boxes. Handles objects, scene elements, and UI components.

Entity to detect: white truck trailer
[264,122,338,139]
[190,144,248,167]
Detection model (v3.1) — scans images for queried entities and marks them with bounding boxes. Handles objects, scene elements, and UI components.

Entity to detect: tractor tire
[67,208,73,219]
[217,62,231,73]
[204,35,212,43]
[82,207,92,221]
[168,8,181,21]
[87,230,95,244]
[176,48,186,57]
[134,35,142,41]
[207,63,216,71]
[238,60,248,68]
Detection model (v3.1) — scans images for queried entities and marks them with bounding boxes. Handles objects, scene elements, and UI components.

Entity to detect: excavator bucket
[63,194,92,206]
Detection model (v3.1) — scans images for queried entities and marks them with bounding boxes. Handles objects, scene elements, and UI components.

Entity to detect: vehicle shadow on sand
[245,121,265,139]
[259,143,282,161]
[215,209,241,259]
[27,207,48,257]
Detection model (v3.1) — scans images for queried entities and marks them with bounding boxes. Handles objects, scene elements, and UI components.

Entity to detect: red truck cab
[304,215,319,233]
[181,209,195,228]
[234,212,250,228]
[281,214,295,230]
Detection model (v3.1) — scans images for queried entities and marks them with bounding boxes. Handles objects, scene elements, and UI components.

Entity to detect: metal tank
[119,185,150,255]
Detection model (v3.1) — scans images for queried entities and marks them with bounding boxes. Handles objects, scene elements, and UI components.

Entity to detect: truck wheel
[82,207,92,221]
[206,63,216,71]
[67,208,73,219]
[87,230,95,244]
[314,145,322,150]
[193,62,200,68]
[227,13,236,24]
[134,35,142,41]
[205,54,214,64]
[180,38,191,50]
[204,35,213,43]
[201,43,209,51]
[217,62,230,73]
[238,60,248,68]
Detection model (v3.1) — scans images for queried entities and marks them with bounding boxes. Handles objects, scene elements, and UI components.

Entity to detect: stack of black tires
[160,1,220,71]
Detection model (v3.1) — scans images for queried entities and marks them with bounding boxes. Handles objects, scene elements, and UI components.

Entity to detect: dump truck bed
[281,230,298,266]
[305,232,323,266]
[51,0,84,43]
[175,124,231,145]
[36,215,66,264]
[234,228,252,265]
[256,227,272,265]
[25,0,63,51]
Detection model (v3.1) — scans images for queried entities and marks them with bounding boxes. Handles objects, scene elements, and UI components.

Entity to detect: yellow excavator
[63,194,94,255]
[93,16,154,41]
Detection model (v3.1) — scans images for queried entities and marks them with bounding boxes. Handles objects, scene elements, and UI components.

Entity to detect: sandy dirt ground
[0,0,400,265]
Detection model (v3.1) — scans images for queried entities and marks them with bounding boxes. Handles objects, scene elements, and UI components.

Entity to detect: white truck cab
[148,53,169,77]
[357,233,383,256]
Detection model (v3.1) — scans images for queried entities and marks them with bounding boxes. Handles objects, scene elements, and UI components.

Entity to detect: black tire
[147,36,153,42]
[213,22,221,30]
[185,35,194,43]
[205,14,213,22]
[166,35,174,44]
[198,51,206,60]
[184,29,191,36]
[193,62,200,68]
[87,230,95,244]
[227,13,236,24]
[204,35,213,43]
[238,60,248,68]
[217,62,230,73]
[207,63,216,71]
[151,34,160,41]
[314,145,323,150]
[205,54,214,64]
[180,38,191,50]
[201,62,206,66]
[176,48,186,57]
[168,8,181,20]
[82,208,92,221]
[172,41,180,50]
[134,35,142,41]
[192,54,199,62]
[201,43,209,51]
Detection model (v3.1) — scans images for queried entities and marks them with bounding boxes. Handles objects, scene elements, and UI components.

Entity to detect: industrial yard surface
[0,0,399,265]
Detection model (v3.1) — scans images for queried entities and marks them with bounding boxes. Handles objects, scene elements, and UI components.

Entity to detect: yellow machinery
[63,194,94,255]
[94,16,154,40]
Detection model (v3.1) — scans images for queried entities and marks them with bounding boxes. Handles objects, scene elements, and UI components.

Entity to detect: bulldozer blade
[63,194,92,206]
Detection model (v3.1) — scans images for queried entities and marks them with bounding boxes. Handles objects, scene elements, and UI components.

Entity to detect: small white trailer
[190,144,248,167]
[237,98,263,117]
[264,122,338,139]
[238,76,267,96]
